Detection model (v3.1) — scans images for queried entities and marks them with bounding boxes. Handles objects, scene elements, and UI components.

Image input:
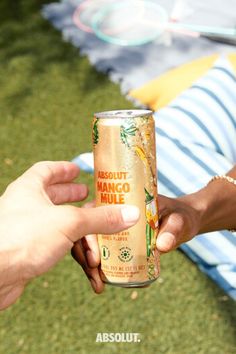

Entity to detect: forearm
[180,166,236,234]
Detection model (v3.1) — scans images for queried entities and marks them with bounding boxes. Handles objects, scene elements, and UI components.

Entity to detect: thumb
[156,213,185,253]
[56,204,140,242]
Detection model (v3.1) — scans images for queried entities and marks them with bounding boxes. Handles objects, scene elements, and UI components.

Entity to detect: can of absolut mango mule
[93,110,160,287]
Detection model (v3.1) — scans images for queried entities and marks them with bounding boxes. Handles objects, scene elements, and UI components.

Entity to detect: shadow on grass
[0,0,109,114]
[0,0,47,24]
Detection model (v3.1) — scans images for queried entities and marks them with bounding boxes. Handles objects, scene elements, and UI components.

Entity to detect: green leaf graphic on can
[120,119,137,147]
[145,188,158,257]
[93,118,99,145]
[146,223,153,257]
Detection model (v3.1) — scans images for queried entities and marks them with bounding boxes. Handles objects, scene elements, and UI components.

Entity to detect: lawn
[0,1,236,354]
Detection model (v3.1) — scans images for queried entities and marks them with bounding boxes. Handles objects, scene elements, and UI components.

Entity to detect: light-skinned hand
[0,161,140,310]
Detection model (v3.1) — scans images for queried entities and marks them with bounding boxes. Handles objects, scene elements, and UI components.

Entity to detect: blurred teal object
[92,0,236,46]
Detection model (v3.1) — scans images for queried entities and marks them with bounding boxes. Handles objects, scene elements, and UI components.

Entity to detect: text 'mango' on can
[93,110,160,287]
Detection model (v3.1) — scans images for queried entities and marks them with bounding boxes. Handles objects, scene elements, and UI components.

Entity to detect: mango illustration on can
[93,110,160,287]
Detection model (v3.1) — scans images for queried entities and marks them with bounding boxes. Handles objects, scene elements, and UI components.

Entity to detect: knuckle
[47,185,57,204]
[76,211,84,227]
[73,210,88,237]
[30,161,49,174]
[104,207,121,229]
[30,162,54,183]
[32,161,44,169]
[31,161,47,173]
[168,212,185,230]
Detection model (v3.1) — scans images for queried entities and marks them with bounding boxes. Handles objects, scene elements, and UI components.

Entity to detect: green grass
[0,1,236,354]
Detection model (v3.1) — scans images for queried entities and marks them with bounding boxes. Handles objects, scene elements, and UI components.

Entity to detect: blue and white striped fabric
[73,57,236,299]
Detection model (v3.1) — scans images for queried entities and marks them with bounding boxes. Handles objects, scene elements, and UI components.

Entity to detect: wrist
[179,176,236,234]
[177,189,208,234]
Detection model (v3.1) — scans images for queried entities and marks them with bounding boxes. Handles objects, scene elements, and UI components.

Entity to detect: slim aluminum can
[93,110,160,287]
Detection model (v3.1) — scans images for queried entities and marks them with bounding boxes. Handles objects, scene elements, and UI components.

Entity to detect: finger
[71,240,87,268]
[157,194,174,214]
[156,212,185,253]
[82,200,96,208]
[57,204,140,242]
[82,235,100,268]
[88,267,105,294]
[47,183,88,204]
[72,242,104,293]
[81,201,100,268]
[21,161,80,186]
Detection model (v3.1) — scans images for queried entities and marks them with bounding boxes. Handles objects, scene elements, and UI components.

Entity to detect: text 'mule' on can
[93,110,160,287]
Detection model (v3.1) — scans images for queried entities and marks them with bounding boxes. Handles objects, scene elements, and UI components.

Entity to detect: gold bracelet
[208,175,236,186]
[208,175,236,232]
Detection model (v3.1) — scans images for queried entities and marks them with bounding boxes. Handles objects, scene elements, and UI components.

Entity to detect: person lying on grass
[0,161,235,309]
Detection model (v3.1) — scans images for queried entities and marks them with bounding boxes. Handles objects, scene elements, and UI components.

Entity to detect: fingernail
[86,250,97,268]
[121,206,140,225]
[156,232,175,252]
[80,184,88,197]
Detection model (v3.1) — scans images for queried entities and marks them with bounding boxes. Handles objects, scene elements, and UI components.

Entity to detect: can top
[94,109,153,119]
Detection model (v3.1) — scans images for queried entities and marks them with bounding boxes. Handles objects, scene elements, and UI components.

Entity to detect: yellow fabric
[229,53,236,75]
[129,54,219,111]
